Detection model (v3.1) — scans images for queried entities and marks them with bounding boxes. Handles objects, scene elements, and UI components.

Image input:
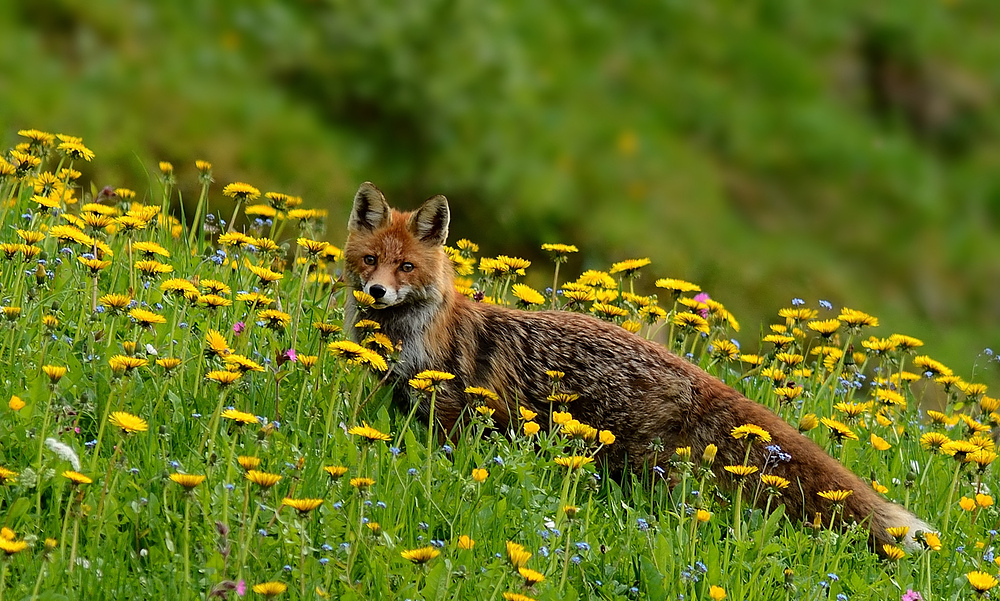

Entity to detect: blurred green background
[3,0,999,380]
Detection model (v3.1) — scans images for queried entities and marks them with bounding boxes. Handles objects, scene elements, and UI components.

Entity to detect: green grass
[1,132,999,600]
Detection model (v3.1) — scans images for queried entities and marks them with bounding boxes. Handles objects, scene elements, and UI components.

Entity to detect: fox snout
[360,279,407,307]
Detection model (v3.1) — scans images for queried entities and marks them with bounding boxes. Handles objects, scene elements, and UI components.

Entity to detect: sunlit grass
[0,129,999,600]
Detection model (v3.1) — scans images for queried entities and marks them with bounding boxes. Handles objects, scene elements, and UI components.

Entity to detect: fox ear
[349,182,391,232]
[408,194,450,246]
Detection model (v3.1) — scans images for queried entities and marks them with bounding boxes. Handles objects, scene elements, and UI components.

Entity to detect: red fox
[343,182,931,550]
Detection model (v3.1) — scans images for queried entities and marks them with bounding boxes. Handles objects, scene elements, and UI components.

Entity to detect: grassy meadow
[1,130,1000,600]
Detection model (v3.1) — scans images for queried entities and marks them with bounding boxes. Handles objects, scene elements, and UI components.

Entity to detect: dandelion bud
[798,413,819,432]
[701,444,718,467]
[159,161,174,175]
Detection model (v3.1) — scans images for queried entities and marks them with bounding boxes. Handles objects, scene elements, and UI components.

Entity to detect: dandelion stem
[425,390,438,492]
[183,493,192,596]
[34,386,56,515]
[187,179,211,249]
[942,462,964,533]
[227,199,244,234]
[89,381,122,472]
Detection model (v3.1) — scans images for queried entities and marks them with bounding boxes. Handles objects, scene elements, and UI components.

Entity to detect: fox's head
[344,182,453,309]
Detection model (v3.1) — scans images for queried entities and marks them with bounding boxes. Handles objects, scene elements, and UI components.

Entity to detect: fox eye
[363,255,377,266]
[400,262,415,273]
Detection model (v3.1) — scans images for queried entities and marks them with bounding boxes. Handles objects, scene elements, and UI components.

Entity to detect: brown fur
[343,182,930,550]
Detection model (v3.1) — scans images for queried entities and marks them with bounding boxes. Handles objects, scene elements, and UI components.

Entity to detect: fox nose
[369,284,387,300]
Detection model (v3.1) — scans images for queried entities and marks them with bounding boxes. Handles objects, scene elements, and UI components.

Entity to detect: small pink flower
[693,292,711,318]
[284,348,297,362]
[902,591,923,601]
[236,580,246,596]
[233,321,246,335]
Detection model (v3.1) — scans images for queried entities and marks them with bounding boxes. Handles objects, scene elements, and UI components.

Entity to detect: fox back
[342,182,931,551]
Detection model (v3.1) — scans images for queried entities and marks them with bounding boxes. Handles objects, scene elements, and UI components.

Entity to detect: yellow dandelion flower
[881,544,905,561]
[413,370,456,382]
[798,413,819,432]
[872,480,889,494]
[170,473,206,490]
[817,489,854,502]
[547,392,579,404]
[98,293,131,312]
[506,541,532,568]
[820,417,859,442]
[401,546,440,564]
[730,424,771,443]
[257,309,291,329]
[761,474,790,490]
[806,319,841,337]
[518,406,538,421]
[109,411,148,433]
[517,566,545,586]
[913,355,952,377]
[967,571,999,593]
[245,470,282,488]
[710,339,741,361]
[654,278,700,294]
[943,440,980,460]
[673,311,710,334]
[609,258,651,276]
[324,466,348,479]
[247,263,284,285]
[501,594,537,601]
[282,498,323,514]
[221,408,258,425]
[222,182,261,201]
[296,237,329,256]
[920,432,951,452]
[599,430,616,445]
[779,307,818,323]
[541,243,578,255]
[349,477,375,490]
[42,365,68,383]
[724,465,758,478]
[128,308,166,328]
[237,456,261,471]
[62,470,92,485]
[921,532,942,551]
[554,456,593,470]
[57,140,95,161]
[251,581,287,597]
[511,283,546,307]
[552,411,573,425]
[108,355,149,374]
[709,585,727,600]
[838,308,878,329]
[223,355,266,374]
[205,370,242,386]
[0,538,29,555]
[348,422,392,442]
[870,434,892,451]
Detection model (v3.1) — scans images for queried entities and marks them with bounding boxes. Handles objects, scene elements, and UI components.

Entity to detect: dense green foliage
[2,0,999,375]
[1,139,1000,599]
